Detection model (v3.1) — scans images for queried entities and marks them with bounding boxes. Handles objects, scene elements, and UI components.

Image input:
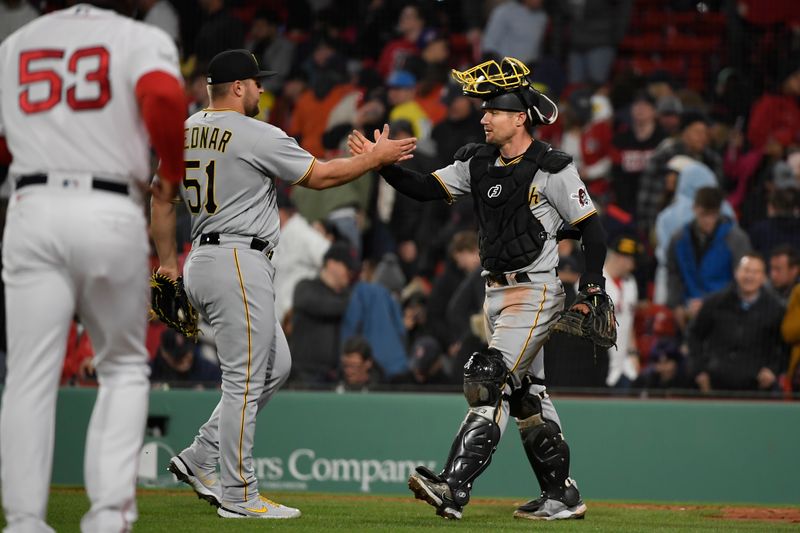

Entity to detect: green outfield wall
[37,389,800,504]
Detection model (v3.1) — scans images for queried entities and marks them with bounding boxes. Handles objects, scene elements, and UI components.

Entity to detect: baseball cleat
[513,498,587,520]
[217,495,301,519]
[168,455,221,508]
[408,473,463,520]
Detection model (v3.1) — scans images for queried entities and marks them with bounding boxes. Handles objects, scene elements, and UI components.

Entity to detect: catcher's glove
[150,272,199,339]
[549,284,616,348]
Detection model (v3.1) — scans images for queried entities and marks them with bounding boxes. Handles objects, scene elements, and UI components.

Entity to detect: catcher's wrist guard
[150,272,199,339]
[549,284,617,349]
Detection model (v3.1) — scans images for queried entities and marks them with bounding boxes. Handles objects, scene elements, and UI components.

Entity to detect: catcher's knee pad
[440,409,501,507]
[507,386,543,420]
[462,348,508,408]
[518,417,575,500]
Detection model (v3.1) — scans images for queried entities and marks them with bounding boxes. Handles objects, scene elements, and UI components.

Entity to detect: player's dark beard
[245,99,260,118]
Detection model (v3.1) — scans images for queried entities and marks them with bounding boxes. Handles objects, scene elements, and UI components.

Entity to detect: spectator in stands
[666,187,751,329]
[386,70,432,148]
[604,235,640,389]
[748,188,800,258]
[638,111,724,234]
[446,238,486,377]
[408,336,448,385]
[336,336,381,392]
[564,0,632,85]
[340,254,410,381]
[0,0,38,43]
[689,254,786,393]
[431,86,484,168]
[194,0,244,67]
[768,244,800,305]
[290,39,356,158]
[246,9,295,96]
[559,88,614,199]
[291,242,356,385]
[654,164,736,303]
[634,338,691,391]
[611,91,666,216]
[376,3,435,79]
[481,0,548,65]
[747,63,800,151]
[376,120,439,278]
[273,190,331,328]
[425,231,475,379]
[61,320,95,387]
[781,283,800,391]
[150,330,221,387]
[137,0,180,44]
[186,68,210,115]
[655,95,683,138]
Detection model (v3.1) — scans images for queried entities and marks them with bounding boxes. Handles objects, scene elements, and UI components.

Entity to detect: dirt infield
[598,502,800,523]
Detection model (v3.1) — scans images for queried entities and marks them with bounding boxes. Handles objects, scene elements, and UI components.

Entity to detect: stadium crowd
[1,0,799,397]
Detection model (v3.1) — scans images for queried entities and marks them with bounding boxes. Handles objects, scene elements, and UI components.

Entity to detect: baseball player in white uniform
[0,2,185,532]
[150,49,415,519]
[349,57,608,521]
[603,236,640,388]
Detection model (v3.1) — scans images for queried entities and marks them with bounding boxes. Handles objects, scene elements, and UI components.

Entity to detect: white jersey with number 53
[0,4,180,183]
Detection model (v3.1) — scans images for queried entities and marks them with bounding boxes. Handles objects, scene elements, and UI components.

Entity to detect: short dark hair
[693,186,724,211]
[208,81,233,101]
[769,244,800,267]
[680,110,710,131]
[449,230,478,256]
[768,188,796,215]
[342,336,372,360]
[739,252,766,270]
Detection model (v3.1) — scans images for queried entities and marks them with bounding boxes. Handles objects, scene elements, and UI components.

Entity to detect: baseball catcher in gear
[549,284,617,348]
[150,272,199,339]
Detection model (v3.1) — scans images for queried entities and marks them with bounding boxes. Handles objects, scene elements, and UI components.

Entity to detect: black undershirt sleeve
[575,213,607,290]
[378,164,450,202]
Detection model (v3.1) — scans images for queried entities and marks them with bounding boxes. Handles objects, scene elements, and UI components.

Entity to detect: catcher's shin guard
[517,412,579,505]
[426,348,506,508]
[438,408,501,507]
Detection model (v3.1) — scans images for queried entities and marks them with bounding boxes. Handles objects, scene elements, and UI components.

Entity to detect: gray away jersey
[181,109,315,246]
[433,154,596,274]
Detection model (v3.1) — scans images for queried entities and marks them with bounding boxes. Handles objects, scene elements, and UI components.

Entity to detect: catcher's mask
[451,57,558,126]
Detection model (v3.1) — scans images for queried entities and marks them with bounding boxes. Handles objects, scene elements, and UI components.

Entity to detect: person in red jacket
[748,65,800,151]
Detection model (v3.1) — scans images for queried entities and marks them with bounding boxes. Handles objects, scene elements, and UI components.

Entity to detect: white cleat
[217,495,302,519]
[168,455,222,508]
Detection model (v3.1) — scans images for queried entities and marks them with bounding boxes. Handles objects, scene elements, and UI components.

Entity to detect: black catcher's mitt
[549,284,617,348]
[150,273,199,339]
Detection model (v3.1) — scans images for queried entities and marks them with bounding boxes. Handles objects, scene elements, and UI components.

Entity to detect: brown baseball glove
[150,272,199,339]
[549,284,617,349]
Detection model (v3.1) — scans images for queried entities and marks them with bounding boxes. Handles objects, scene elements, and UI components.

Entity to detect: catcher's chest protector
[469,142,549,272]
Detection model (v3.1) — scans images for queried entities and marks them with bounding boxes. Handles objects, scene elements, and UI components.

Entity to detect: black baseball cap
[206,49,277,85]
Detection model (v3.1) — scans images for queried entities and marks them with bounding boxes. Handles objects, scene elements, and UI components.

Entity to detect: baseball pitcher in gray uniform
[150,49,416,520]
[349,57,608,521]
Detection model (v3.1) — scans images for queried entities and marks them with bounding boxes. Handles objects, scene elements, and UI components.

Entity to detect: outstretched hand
[348,124,416,166]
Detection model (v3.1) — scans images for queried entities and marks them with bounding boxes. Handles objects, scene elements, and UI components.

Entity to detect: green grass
[1,487,798,532]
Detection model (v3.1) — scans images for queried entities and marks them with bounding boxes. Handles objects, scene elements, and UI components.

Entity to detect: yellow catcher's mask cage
[451,57,531,96]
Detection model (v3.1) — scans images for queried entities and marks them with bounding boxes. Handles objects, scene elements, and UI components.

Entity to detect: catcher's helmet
[451,57,558,126]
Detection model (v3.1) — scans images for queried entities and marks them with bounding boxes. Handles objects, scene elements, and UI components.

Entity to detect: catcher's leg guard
[511,391,585,520]
[409,349,505,518]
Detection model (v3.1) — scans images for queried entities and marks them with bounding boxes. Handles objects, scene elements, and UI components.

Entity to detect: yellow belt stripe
[511,284,547,373]
[233,249,253,502]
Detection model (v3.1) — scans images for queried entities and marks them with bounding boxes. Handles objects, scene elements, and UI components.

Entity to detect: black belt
[486,269,557,286]
[199,232,272,257]
[16,174,129,195]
